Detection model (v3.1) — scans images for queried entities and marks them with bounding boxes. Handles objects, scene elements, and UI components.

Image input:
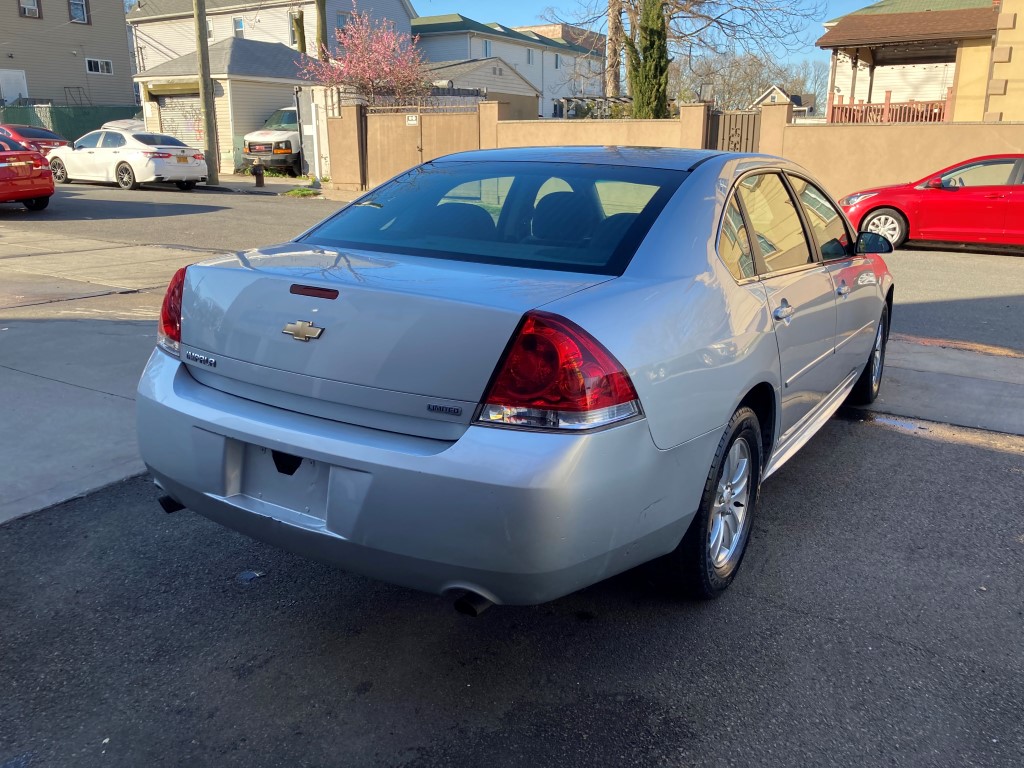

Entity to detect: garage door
[157,94,203,145]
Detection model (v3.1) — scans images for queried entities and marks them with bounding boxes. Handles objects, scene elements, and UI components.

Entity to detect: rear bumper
[137,351,716,604]
[0,177,53,202]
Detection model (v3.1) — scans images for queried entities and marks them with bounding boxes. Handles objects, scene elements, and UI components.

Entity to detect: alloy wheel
[866,214,901,244]
[708,438,751,569]
[50,160,67,183]
[871,320,885,392]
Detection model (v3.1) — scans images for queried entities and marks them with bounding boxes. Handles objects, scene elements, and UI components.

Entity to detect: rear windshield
[132,133,188,147]
[11,125,63,140]
[0,137,28,151]
[301,161,686,275]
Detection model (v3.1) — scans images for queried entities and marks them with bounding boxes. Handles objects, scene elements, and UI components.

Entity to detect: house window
[483,39,492,57]
[233,17,244,38]
[85,58,113,75]
[769,93,777,103]
[527,48,534,65]
[289,12,297,45]
[68,0,87,23]
[18,0,40,18]
[206,19,213,39]
[554,54,561,69]
[336,11,348,30]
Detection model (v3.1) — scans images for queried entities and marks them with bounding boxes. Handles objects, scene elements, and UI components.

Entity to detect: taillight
[31,153,47,168]
[192,153,205,161]
[477,311,641,430]
[158,267,188,356]
[143,151,173,159]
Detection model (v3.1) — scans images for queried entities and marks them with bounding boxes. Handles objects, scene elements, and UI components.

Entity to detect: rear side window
[132,133,188,147]
[718,197,755,281]
[736,173,813,274]
[302,161,686,275]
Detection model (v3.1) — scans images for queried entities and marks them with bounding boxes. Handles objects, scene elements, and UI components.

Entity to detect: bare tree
[606,0,624,96]
[673,52,829,111]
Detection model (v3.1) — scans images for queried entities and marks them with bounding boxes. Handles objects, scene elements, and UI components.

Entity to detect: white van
[242,107,302,176]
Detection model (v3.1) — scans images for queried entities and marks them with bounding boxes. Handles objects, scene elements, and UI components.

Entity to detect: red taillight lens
[31,153,47,168]
[143,151,173,159]
[158,267,188,356]
[192,153,205,161]
[478,311,641,430]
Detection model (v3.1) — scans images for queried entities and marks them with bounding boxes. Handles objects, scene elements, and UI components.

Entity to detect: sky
[411,0,874,64]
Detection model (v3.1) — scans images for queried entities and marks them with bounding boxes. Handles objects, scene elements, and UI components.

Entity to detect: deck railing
[827,88,953,124]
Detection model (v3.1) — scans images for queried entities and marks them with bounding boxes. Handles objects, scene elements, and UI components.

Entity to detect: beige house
[425,58,540,119]
[818,0,1024,122]
[127,0,416,73]
[1,0,135,105]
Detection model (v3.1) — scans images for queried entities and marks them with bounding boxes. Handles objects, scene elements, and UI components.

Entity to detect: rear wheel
[49,158,70,184]
[862,208,907,248]
[848,304,889,405]
[661,406,762,599]
[175,180,197,191]
[23,196,50,211]
[116,162,140,190]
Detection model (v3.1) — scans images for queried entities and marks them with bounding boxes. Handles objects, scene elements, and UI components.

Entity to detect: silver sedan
[137,147,894,611]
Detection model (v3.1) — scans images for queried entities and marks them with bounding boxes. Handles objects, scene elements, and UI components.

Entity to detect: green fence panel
[0,105,142,141]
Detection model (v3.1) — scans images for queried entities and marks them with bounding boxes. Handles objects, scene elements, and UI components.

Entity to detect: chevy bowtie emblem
[282,320,324,342]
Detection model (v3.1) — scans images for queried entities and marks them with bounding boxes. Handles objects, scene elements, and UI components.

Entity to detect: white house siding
[832,54,956,104]
[419,35,471,62]
[456,63,537,97]
[132,0,413,72]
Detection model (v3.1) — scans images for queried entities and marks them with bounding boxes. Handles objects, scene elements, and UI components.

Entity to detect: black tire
[661,406,763,599]
[861,207,907,248]
[175,180,197,191]
[50,158,71,184]
[286,163,299,178]
[116,162,140,190]
[23,196,50,211]
[848,304,889,406]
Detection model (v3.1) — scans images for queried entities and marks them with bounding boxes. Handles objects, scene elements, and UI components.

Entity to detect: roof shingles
[817,7,997,48]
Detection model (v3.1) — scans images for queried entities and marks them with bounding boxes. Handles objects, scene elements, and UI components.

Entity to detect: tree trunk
[606,0,623,97]
[293,9,307,55]
[316,0,328,60]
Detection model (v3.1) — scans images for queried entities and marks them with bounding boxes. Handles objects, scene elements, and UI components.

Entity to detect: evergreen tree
[625,0,670,119]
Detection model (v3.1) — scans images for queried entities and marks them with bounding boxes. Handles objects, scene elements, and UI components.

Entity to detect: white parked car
[47,129,208,191]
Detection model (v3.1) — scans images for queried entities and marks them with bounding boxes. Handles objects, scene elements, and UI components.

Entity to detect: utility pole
[193,0,220,185]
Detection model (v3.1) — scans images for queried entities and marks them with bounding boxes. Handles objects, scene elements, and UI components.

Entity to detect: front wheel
[175,180,196,191]
[50,158,70,184]
[848,304,889,405]
[23,196,50,211]
[661,406,763,599]
[116,162,140,190]
[862,208,907,248]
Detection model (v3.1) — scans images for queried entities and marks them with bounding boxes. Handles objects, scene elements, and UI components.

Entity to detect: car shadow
[0,186,229,222]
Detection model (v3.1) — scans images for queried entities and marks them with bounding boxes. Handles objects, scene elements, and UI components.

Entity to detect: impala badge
[282,320,324,342]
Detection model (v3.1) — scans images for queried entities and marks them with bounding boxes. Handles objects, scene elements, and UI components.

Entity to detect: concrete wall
[988,0,1024,121]
[953,39,994,122]
[778,121,1024,198]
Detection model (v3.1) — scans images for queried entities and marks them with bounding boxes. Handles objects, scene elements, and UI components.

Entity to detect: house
[127,0,416,74]
[749,85,816,116]
[1,0,136,105]
[817,0,1024,122]
[424,59,540,119]
[134,37,306,172]
[412,15,605,117]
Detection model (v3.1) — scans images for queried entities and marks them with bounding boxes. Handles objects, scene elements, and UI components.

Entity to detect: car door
[97,131,127,181]
[914,157,1016,244]
[66,131,102,178]
[788,174,881,379]
[1005,159,1024,246]
[735,172,840,438]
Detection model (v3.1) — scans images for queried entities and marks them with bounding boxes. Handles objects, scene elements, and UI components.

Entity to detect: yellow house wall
[952,39,992,122]
[988,0,1024,120]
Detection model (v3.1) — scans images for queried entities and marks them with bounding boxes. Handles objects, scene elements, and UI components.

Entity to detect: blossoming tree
[300,4,429,105]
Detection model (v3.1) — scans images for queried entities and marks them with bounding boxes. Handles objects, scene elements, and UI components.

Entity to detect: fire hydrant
[252,156,265,188]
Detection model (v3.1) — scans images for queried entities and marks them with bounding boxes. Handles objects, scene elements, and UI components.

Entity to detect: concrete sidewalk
[2,230,1023,526]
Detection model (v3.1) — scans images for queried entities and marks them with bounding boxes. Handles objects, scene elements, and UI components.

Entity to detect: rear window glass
[0,137,28,151]
[132,133,188,147]
[11,125,63,140]
[302,161,686,275]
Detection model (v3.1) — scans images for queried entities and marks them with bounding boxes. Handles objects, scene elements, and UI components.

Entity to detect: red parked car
[839,154,1024,249]
[0,123,70,155]
[0,136,54,211]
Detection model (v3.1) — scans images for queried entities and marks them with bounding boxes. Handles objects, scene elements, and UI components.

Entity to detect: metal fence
[0,105,141,141]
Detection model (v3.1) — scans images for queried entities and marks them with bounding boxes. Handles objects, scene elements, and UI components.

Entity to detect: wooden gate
[705,110,761,153]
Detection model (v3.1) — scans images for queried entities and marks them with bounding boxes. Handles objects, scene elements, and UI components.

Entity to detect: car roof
[432,146,727,172]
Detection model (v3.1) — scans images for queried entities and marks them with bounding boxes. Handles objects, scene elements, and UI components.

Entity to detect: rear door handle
[773,300,795,322]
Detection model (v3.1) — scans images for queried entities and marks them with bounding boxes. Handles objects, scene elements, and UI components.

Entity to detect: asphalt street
[2,416,1023,767]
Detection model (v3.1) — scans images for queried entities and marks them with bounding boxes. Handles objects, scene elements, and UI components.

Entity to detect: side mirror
[856,231,894,255]
[925,176,944,189]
